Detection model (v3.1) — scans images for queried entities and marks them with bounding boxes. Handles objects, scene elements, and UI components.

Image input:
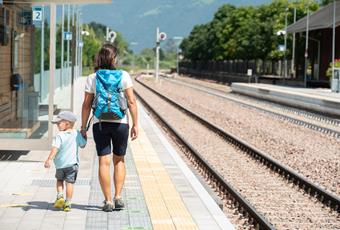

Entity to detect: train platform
[231,83,340,117]
[0,77,233,230]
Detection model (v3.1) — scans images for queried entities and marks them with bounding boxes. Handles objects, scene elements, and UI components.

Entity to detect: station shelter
[287,2,340,85]
[0,0,110,151]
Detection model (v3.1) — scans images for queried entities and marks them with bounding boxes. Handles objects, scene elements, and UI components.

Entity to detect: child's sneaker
[54,197,65,209]
[63,201,71,212]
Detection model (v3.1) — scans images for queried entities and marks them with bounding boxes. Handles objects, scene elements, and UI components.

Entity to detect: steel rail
[134,87,275,230]
[164,77,340,138]
[136,77,340,213]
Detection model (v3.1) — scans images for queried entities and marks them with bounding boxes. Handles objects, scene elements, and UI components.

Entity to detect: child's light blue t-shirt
[52,130,87,169]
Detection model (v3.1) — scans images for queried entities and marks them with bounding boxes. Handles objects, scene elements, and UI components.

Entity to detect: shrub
[326,59,340,78]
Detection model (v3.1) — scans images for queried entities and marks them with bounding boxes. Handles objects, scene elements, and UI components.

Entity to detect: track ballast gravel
[134,81,340,230]
[138,77,340,197]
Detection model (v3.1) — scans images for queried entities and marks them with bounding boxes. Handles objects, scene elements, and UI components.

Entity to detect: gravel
[138,77,340,197]
[134,82,340,230]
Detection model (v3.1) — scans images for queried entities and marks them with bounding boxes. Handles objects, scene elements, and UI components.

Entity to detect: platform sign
[64,32,72,41]
[33,7,42,22]
[278,45,285,52]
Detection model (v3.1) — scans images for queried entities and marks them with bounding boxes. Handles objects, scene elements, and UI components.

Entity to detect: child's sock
[57,192,64,199]
[65,198,72,204]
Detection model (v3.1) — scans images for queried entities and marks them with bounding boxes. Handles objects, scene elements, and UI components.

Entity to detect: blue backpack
[92,70,128,122]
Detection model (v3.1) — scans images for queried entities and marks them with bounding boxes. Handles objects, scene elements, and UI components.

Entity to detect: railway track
[134,77,340,230]
[164,77,340,139]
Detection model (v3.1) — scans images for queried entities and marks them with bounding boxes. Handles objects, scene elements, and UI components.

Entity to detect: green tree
[81,22,129,73]
[180,0,320,62]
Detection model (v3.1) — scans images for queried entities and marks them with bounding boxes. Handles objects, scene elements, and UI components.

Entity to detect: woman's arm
[125,87,138,140]
[81,92,94,137]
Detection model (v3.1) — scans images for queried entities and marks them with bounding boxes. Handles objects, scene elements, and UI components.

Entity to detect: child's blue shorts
[55,164,78,184]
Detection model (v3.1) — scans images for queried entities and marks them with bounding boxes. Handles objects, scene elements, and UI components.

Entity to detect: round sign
[159,32,167,41]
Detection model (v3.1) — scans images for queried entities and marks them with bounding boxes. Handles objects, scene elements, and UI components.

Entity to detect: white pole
[304,6,310,88]
[72,4,75,26]
[61,4,64,88]
[79,11,83,76]
[284,7,288,83]
[292,7,296,78]
[67,4,70,71]
[106,27,109,41]
[332,0,337,92]
[48,3,56,146]
[40,5,44,103]
[155,27,160,82]
[176,44,179,76]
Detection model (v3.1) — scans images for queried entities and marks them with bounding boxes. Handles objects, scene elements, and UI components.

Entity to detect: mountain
[82,0,270,52]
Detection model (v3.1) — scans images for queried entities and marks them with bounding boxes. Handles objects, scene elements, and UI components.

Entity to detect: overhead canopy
[287,2,340,33]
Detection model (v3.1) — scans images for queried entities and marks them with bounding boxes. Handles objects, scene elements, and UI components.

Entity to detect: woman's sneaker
[102,201,114,212]
[114,198,124,210]
[63,201,71,212]
[53,197,65,209]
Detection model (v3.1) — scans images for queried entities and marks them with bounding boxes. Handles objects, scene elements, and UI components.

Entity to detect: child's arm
[44,147,58,168]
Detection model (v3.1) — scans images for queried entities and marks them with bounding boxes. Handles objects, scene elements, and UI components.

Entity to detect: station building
[0,1,37,138]
[0,0,110,151]
[287,2,340,85]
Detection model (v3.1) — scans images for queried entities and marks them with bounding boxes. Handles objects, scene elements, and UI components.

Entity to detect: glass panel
[0,3,50,139]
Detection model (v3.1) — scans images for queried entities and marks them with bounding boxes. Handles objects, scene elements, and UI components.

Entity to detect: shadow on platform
[0,150,29,161]
[21,201,102,212]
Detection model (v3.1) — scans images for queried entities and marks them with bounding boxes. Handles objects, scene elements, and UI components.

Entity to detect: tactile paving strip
[85,150,152,230]
[130,127,198,230]
[31,178,91,187]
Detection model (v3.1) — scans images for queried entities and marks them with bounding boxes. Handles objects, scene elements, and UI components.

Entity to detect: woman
[81,44,138,212]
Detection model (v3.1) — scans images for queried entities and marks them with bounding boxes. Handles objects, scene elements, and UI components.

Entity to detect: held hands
[80,129,87,140]
[44,159,52,168]
[130,125,138,141]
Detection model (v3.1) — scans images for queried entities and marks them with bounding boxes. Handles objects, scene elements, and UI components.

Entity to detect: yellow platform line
[130,127,198,230]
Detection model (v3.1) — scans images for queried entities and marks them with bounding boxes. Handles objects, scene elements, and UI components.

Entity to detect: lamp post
[173,36,183,76]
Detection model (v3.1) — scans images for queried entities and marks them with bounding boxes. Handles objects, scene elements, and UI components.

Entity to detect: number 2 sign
[33,7,42,22]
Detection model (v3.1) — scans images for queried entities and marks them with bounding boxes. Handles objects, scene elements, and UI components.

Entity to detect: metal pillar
[48,3,56,145]
[67,4,70,71]
[61,4,64,88]
[155,27,160,82]
[176,45,179,76]
[284,7,288,84]
[332,0,337,92]
[292,7,296,78]
[39,6,44,103]
[304,7,310,88]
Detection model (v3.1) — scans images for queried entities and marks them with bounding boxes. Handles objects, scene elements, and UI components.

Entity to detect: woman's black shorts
[93,122,129,157]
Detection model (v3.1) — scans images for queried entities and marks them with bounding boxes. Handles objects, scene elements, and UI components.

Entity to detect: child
[44,111,87,212]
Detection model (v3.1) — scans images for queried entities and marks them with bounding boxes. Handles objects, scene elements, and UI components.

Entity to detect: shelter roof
[287,2,340,33]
